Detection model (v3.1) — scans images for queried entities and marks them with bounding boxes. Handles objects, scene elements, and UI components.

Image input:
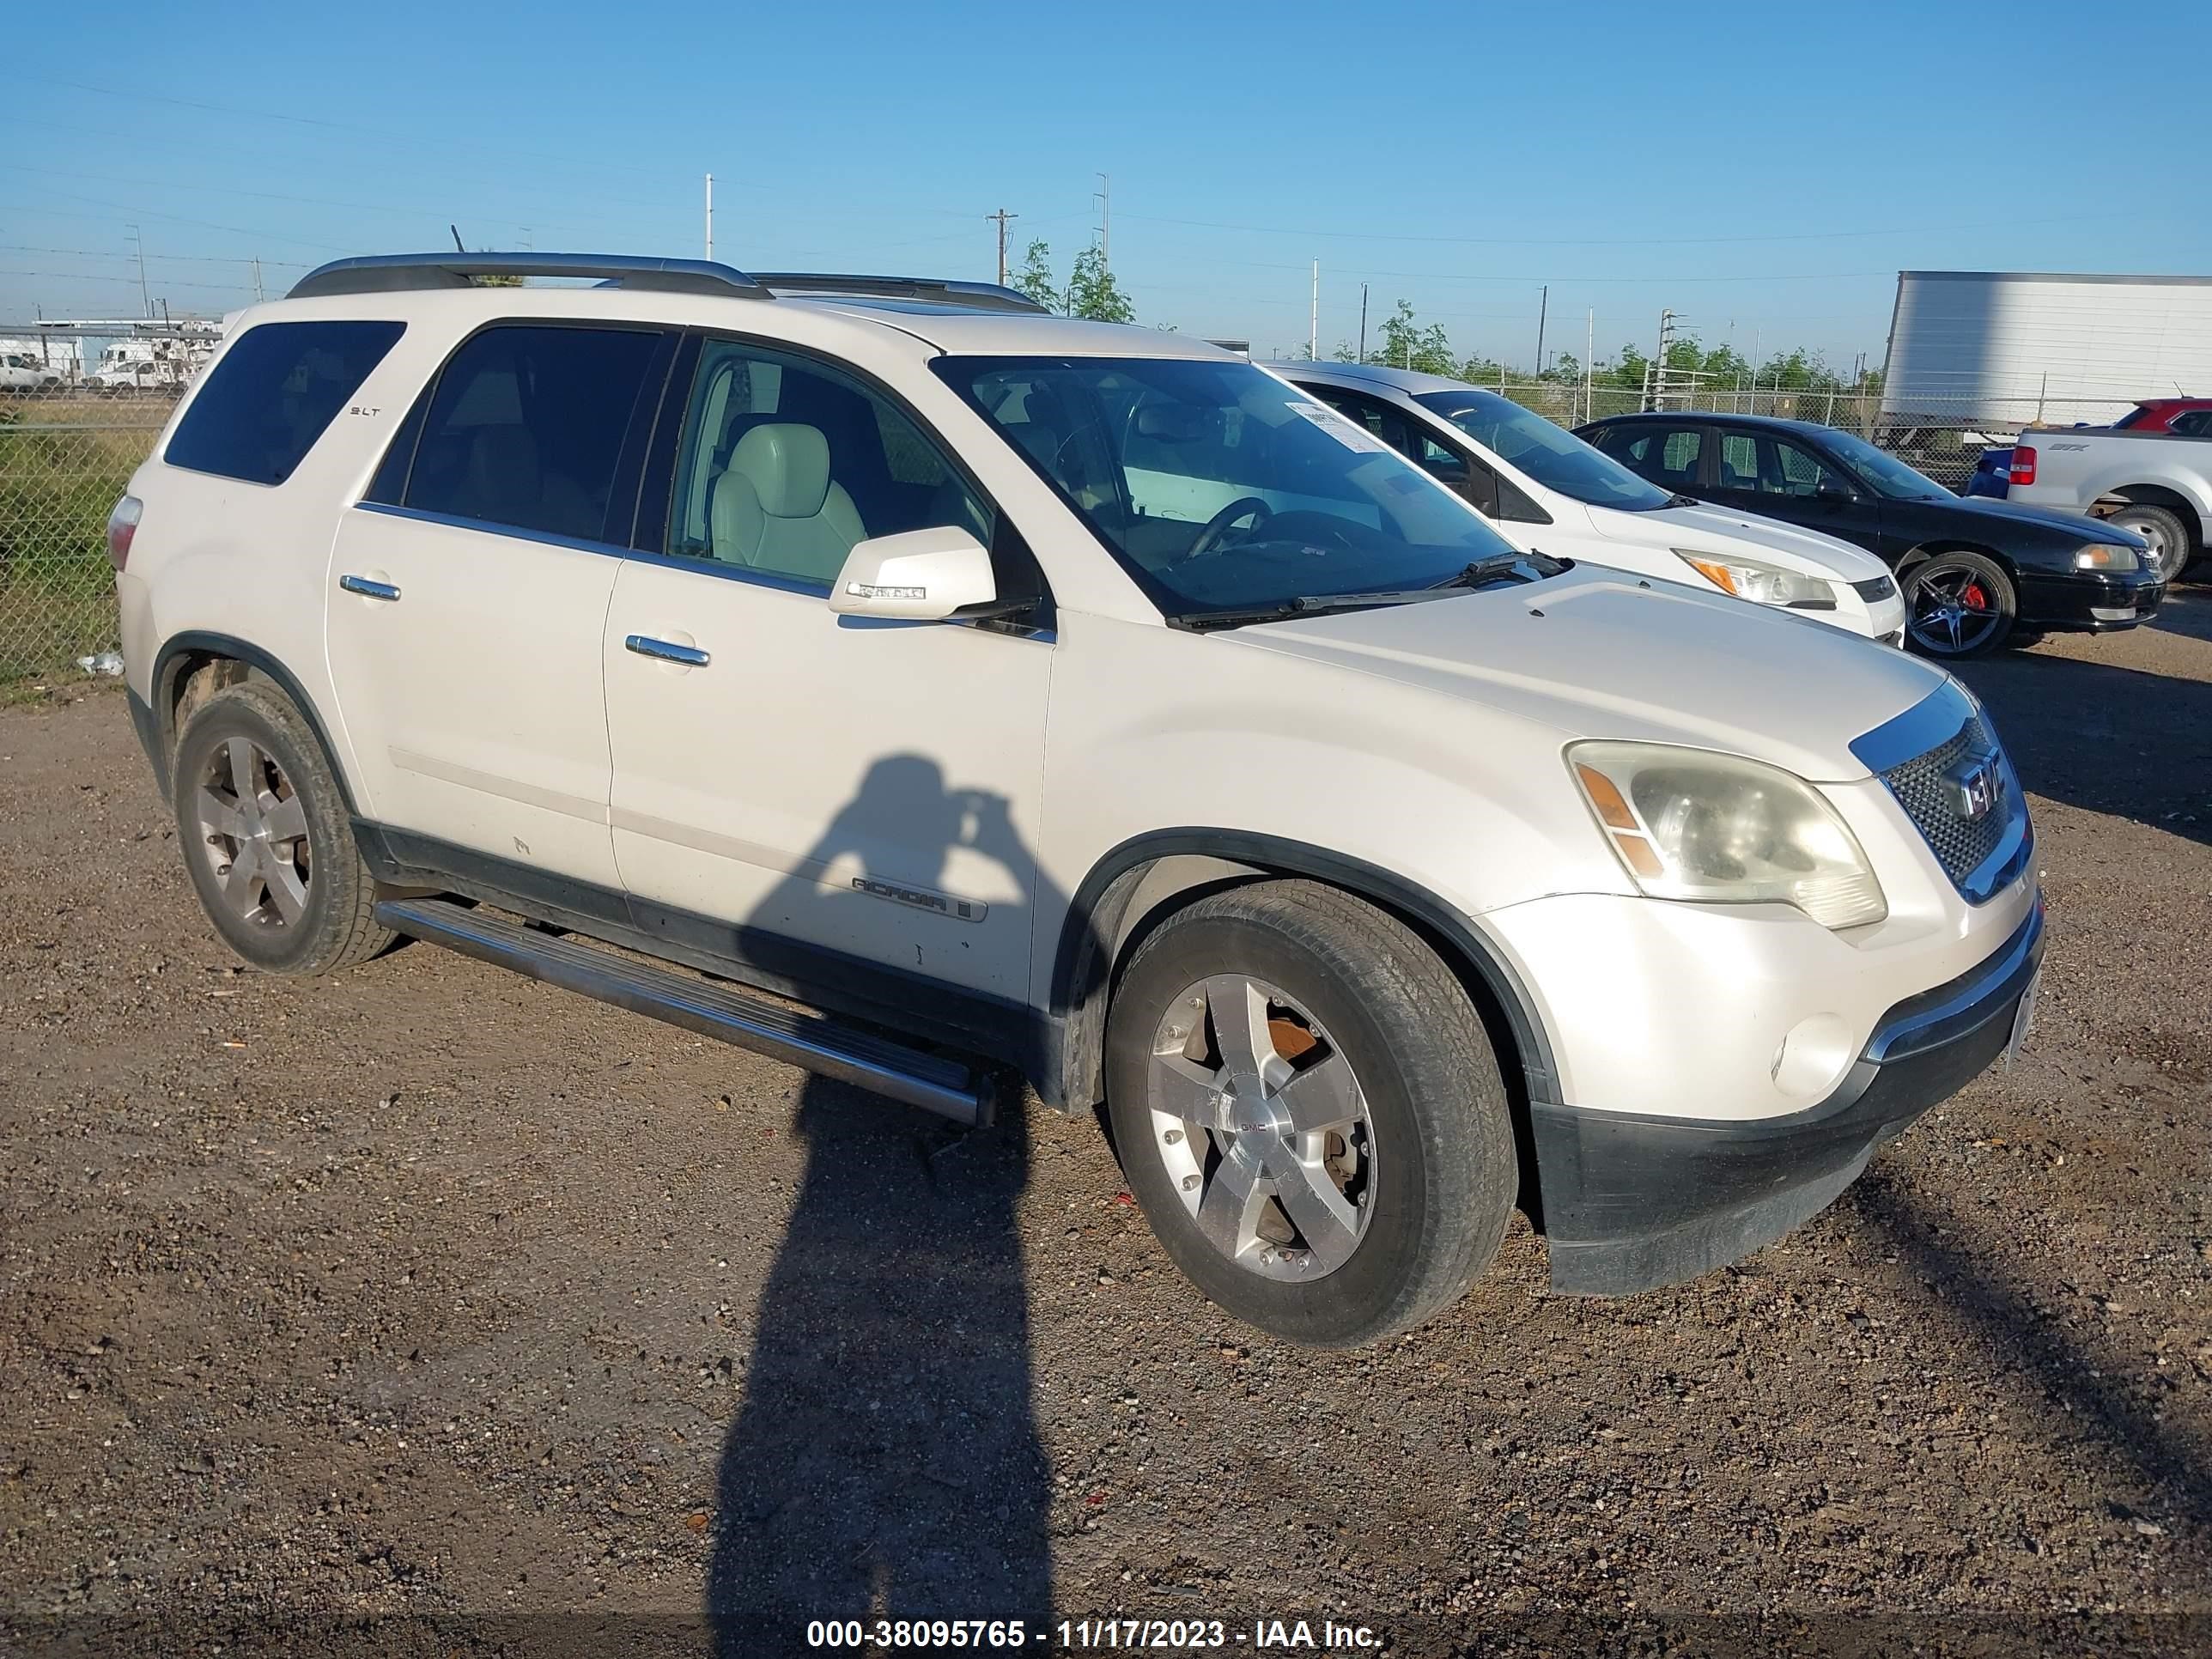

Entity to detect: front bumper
[1529,899,2044,1297]
[2015,567,2166,632]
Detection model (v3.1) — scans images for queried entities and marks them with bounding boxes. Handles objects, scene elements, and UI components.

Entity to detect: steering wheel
[1182,496,1274,561]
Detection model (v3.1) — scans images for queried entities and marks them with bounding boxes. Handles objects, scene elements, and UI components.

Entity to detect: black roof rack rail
[751,272,1050,314]
[288,252,772,301]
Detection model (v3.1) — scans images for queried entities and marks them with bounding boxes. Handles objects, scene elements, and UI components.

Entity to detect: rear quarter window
[163,320,405,486]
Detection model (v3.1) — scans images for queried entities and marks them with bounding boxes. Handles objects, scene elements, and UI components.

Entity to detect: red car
[2113,398,2212,437]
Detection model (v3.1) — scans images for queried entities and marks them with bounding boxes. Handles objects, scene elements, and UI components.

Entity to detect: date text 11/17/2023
[805,1617,1385,1650]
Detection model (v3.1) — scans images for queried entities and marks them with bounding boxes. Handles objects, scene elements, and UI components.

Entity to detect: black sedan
[1576,412,2164,658]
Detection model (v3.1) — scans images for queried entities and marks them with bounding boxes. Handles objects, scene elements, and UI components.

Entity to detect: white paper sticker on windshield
[1291,399,1394,455]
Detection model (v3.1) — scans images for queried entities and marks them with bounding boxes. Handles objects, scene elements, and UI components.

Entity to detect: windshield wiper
[1175,592,1433,630]
[1174,556,1553,631]
[1443,550,1568,583]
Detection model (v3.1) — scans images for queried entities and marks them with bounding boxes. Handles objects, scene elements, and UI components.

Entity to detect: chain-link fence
[2,322,204,680]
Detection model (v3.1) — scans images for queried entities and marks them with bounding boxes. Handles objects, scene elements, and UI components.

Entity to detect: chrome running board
[374,896,992,1126]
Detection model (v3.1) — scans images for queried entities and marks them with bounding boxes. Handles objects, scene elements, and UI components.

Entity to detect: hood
[1935,493,2148,548]
[1622,501,1893,581]
[1226,566,1948,781]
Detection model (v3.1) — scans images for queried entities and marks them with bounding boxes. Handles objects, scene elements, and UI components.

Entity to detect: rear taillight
[106,495,141,572]
[2008,446,2037,486]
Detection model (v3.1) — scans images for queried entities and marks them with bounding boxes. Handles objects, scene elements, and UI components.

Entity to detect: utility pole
[127,224,150,319]
[1650,308,1677,410]
[1309,260,1318,363]
[1095,173,1110,269]
[251,258,264,303]
[1534,285,1548,381]
[987,209,1018,286]
[1358,283,1369,362]
[704,173,714,262]
[1584,307,1594,426]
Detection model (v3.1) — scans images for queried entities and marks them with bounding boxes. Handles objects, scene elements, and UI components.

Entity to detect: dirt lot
[3,598,2210,1656]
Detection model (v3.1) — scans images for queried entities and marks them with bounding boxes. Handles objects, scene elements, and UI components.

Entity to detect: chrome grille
[1852,574,1898,602]
[1879,712,2009,886]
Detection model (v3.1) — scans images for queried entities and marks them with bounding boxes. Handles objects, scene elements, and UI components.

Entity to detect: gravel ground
[3,595,2209,1656]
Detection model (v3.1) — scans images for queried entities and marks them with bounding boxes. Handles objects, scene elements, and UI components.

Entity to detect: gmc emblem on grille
[1947,752,2003,822]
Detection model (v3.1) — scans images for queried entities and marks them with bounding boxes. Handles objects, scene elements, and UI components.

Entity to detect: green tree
[1012,239,1058,310]
[1756,347,1844,392]
[1699,343,1749,386]
[1370,300,1456,374]
[1064,244,1134,323]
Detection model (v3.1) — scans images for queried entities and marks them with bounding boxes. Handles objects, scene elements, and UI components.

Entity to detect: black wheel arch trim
[1898,542,2017,579]
[148,631,360,811]
[1051,829,1560,1115]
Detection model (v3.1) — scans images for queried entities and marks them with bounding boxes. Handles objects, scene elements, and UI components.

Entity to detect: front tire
[1903,550,2016,659]
[1103,881,1516,1347]
[171,681,392,975]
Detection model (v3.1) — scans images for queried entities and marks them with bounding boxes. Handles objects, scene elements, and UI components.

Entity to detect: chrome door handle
[339,574,400,601]
[625,634,710,667]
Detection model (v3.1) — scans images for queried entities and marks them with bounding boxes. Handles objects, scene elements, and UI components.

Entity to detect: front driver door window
[605,337,1052,1003]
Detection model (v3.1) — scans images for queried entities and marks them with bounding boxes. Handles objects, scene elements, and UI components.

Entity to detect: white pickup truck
[2007,427,2211,583]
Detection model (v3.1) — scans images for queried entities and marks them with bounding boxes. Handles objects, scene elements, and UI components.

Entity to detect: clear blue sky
[8,0,2207,371]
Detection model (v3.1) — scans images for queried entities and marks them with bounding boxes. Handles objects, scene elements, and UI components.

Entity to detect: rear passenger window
[402,324,672,544]
[164,320,404,486]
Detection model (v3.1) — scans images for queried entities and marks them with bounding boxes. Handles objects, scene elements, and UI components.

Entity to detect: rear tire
[2103,502,2192,584]
[171,681,392,975]
[1903,550,2016,659]
[1103,880,1516,1347]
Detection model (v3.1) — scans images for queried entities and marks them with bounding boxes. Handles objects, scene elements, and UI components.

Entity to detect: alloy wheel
[1146,975,1375,1281]
[1905,565,2006,655]
[195,736,312,931]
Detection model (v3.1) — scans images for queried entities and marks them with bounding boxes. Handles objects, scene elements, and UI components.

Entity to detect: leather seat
[710,422,866,581]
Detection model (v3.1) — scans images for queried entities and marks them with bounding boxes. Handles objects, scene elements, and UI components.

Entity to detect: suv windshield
[1414,389,1671,511]
[936,356,1540,622]
[1820,428,1951,501]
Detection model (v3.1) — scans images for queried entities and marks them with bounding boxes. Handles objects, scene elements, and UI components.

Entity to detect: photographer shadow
[706,756,1056,1643]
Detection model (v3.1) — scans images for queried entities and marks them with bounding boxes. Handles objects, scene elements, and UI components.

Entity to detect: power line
[0,267,270,294]
[0,244,307,268]
[1115,207,2148,248]
[0,192,361,254]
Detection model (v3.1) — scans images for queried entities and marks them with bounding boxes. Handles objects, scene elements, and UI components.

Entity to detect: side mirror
[829,526,997,622]
[1815,477,1854,502]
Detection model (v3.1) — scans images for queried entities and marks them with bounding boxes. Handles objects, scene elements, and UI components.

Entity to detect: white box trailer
[1880,270,2212,431]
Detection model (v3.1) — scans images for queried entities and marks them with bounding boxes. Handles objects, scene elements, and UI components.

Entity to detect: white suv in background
[111,253,2039,1345]
[1283,360,1908,644]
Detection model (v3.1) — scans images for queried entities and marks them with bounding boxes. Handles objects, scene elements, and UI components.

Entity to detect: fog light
[2090,605,2137,622]
[1770,1013,1856,1102]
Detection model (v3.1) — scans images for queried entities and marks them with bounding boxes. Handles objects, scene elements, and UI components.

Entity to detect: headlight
[1567,741,1887,929]
[1673,550,1836,610]
[2074,543,2141,572]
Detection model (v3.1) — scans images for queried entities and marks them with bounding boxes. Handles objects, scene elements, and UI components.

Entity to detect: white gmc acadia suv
[109,254,2043,1346]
